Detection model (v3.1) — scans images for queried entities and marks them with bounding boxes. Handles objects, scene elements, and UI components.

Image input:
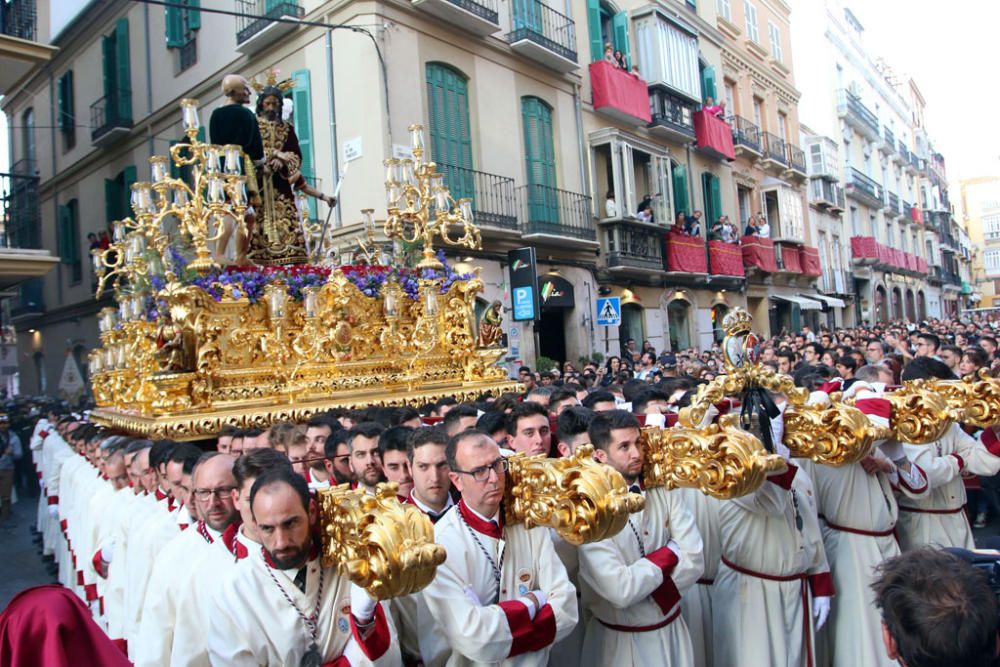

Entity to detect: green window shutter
[105,178,121,224]
[101,34,114,100]
[521,96,558,224]
[166,3,184,47]
[512,0,541,33]
[114,18,132,123]
[57,71,74,130]
[186,0,201,31]
[701,65,717,103]
[672,165,688,217]
[702,172,721,223]
[57,204,71,263]
[611,12,631,70]
[426,64,474,201]
[291,69,316,220]
[122,166,137,218]
[586,0,603,62]
[710,173,722,223]
[264,0,284,12]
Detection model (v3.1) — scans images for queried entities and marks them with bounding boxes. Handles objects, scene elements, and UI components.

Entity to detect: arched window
[426,63,473,200]
[521,96,558,224]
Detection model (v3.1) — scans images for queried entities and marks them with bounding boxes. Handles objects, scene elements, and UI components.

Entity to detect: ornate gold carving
[504,446,645,545]
[881,380,965,444]
[642,415,787,499]
[318,483,446,600]
[783,402,891,466]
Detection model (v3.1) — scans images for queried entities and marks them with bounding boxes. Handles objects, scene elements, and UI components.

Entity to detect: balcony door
[426,63,474,201]
[522,96,558,223]
[512,0,542,33]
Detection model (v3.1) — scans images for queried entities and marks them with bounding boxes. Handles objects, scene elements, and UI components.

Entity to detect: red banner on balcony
[905,253,917,272]
[741,236,778,272]
[851,236,877,259]
[916,257,928,274]
[708,240,744,276]
[781,244,802,273]
[693,110,736,161]
[910,207,923,224]
[589,61,652,124]
[801,246,822,277]
[664,231,708,273]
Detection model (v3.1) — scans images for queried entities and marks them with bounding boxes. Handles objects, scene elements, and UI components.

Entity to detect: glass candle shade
[265,284,288,321]
[302,286,319,319]
[173,186,190,208]
[150,156,170,183]
[409,124,424,152]
[92,250,105,277]
[204,146,222,174]
[180,98,201,133]
[207,176,225,204]
[223,145,242,175]
[459,198,473,223]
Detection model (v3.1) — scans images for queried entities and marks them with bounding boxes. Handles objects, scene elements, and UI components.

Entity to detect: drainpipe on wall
[325,29,341,229]
[573,82,590,203]
[48,70,63,307]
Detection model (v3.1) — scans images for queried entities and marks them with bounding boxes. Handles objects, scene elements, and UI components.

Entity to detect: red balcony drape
[781,244,802,273]
[589,61,652,123]
[741,236,778,272]
[708,240,744,276]
[850,236,877,259]
[693,110,736,160]
[801,247,822,277]
[664,232,708,273]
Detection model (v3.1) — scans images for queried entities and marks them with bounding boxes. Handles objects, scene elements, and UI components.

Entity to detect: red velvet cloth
[741,236,778,272]
[780,244,802,273]
[664,232,707,273]
[801,247,822,277]
[694,110,736,160]
[910,207,923,224]
[708,240,744,276]
[850,236,877,259]
[0,586,131,667]
[589,61,651,123]
[916,257,928,274]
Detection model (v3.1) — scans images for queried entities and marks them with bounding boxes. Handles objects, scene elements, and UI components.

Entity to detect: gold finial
[249,67,294,94]
[722,308,753,337]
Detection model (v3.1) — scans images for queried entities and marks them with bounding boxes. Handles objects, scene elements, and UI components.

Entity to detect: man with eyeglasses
[135,452,240,667]
[576,410,703,667]
[422,430,578,665]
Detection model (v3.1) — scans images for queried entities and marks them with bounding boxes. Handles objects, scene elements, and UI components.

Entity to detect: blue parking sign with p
[513,286,535,321]
[596,297,621,326]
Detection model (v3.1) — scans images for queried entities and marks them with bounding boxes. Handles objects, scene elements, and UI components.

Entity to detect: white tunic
[207,551,400,666]
[577,486,703,667]
[676,487,721,667]
[712,465,833,667]
[798,456,928,667]
[422,501,578,667]
[134,521,222,667]
[897,423,1000,550]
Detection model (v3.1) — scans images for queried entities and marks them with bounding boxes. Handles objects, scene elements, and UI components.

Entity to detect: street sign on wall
[596,297,621,326]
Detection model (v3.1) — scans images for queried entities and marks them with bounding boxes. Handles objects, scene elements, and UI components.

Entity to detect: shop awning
[806,293,846,308]
[771,294,823,311]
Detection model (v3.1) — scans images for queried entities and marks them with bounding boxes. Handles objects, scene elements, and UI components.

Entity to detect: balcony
[648,89,695,142]
[785,144,806,179]
[761,132,788,169]
[775,242,801,274]
[90,91,133,146]
[882,126,896,155]
[0,172,57,291]
[810,179,845,212]
[907,153,922,175]
[693,110,734,161]
[439,164,517,232]
[845,167,883,208]
[886,192,901,218]
[837,90,880,141]
[801,247,823,278]
[742,236,778,273]
[729,115,762,158]
[413,0,500,36]
[897,142,911,166]
[517,184,596,246]
[236,0,304,54]
[589,61,651,126]
[0,0,56,96]
[507,0,578,73]
[664,230,707,274]
[850,235,878,263]
[603,221,665,273]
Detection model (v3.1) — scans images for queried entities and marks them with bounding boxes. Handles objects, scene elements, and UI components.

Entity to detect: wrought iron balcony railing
[507,0,577,63]
[0,171,41,250]
[90,91,133,141]
[0,0,36,41]
[439,164,517,230]
[762,132,787,165]
[517,183,595,241]
[786,144,806,173]
[847,167,883,203]
[604,222,664,272]
[883,126,895,151]
[236,0,304,44]
[839,90,879,136]
[729,115,761,153]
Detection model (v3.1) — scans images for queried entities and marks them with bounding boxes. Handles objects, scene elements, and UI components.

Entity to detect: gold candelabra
[383,124,482,269]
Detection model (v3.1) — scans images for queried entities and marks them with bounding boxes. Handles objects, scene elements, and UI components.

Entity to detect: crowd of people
[2,314,1000,666]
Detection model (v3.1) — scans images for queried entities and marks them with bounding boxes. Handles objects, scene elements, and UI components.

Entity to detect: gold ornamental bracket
[318,483,446,600]
[504,446,645,545]
[782,402,890,466]
[642,415,787,499]
[922,368,1000,429]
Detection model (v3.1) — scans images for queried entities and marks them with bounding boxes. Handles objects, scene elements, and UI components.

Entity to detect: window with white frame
[743,1,759,42]
[985,248,1000,274]
[985,214,1000,240]
[768,21,782,62]
[633,12,700,101]
[717,0,732,22]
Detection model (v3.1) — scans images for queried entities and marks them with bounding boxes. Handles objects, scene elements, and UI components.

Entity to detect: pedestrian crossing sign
[596,297,621,326]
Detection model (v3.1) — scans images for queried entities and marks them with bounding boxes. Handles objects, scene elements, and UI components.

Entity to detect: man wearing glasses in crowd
[422,431,578,664]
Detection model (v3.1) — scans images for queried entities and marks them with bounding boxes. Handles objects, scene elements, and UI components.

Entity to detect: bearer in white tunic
[798,387,929,667]
[676,487,720,667]
[577,410,703,667]
[134,453,239,667]
[207,468,400,666]
[422,431,578,667]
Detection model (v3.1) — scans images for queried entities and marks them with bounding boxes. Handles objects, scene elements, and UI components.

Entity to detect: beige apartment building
[7,0,826,391]
[960,176,1000,309]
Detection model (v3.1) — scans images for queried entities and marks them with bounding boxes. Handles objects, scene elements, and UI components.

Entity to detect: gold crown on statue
[722,308,753,336]
[250,68,294,94]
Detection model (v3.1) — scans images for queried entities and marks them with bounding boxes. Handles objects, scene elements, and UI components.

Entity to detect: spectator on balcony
[743,216,758,237]
[613,49,627,70]
[604,190,617,218]
[702,96,726,119]
[755,213,771,239]
[709,218,724,241]
[630,64,641,79]
[636,194,654,222]
[684,211,703,237]
[673,211,688,235]
[719,215,737,243]
[603,43,615,65]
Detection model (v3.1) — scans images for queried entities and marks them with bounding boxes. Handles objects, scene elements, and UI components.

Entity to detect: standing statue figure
[249,71,336,266]
[208,74,264,265]
[155,313,188,373]
[477,300,504,348]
